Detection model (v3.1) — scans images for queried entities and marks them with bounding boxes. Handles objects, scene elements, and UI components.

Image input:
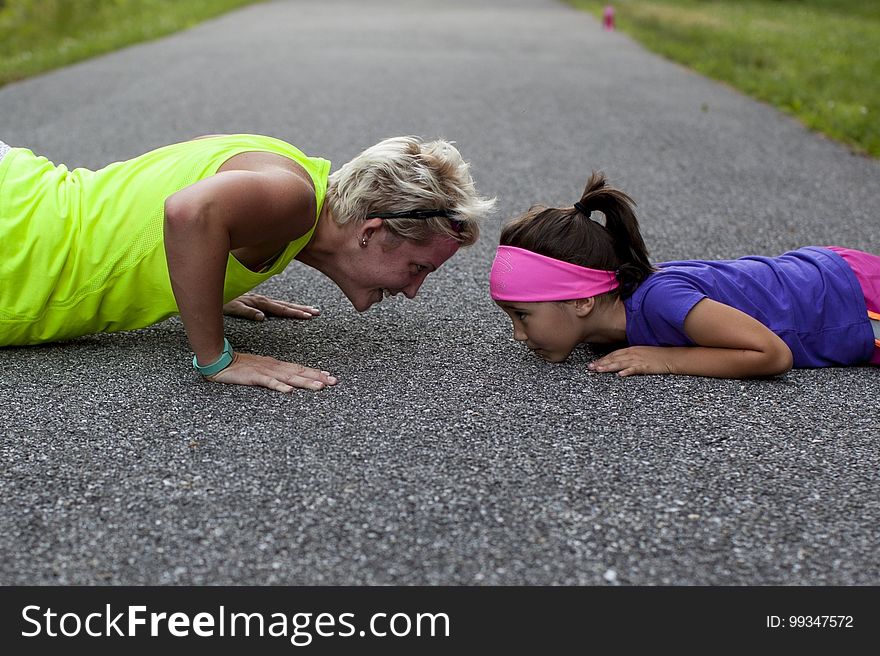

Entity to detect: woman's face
[344,230,461,312]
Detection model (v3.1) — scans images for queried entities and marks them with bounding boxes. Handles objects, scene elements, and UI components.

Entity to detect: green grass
[0,0,264,88]
[568,0,880,157]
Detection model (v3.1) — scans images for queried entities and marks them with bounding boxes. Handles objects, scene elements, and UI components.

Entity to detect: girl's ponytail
[574,172,654,298]
[500,171,654,300]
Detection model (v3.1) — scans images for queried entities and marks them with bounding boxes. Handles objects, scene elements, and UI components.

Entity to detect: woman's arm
[163,168,336,392]
[589,298,794,378]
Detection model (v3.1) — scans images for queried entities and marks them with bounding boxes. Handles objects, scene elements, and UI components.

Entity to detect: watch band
[192,338,234,376]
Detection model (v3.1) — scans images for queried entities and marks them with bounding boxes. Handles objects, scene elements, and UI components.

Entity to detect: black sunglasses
[366,208,464,233]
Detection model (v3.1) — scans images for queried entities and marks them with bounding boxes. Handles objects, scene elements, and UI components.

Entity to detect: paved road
[1,0,878,585]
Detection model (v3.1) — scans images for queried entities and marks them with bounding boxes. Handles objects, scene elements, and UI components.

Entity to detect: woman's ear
[362,217,384,232]
[357,218,384,246]
[572,297,595,316]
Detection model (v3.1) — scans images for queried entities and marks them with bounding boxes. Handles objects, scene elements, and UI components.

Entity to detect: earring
[360,237,368,247]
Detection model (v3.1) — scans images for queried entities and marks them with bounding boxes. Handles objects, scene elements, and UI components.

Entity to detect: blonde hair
[326,136,495,246]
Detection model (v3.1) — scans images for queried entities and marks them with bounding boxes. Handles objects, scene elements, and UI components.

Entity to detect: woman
[0,134,495,392]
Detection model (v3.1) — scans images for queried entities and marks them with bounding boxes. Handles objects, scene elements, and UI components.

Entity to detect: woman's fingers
[276,362,337,389]
[222,299,265,320]
[271,303,320,319]
[249,295,320,316]
[258,376,295,394]
[208,353,337,393]
[223,294,320,321]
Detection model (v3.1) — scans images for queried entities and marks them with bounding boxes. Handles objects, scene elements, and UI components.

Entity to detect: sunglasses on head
[366,208,464,233]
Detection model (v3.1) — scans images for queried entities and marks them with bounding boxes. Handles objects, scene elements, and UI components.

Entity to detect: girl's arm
[163,169,336,392]
[588,298,793,378]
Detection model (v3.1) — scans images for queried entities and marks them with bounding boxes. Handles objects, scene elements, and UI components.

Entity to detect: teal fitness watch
[192,338,234,376]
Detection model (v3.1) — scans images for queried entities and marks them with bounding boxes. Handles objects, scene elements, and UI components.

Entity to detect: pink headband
[489,245,619,302]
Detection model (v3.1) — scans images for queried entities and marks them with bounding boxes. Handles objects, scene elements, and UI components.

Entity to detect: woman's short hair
[326,136,495,246]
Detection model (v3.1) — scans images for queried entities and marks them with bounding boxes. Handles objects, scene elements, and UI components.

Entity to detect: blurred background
[4,0,875,157]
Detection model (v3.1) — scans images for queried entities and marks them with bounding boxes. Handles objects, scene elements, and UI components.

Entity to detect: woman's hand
[223,293,321,321]
[207,352,337,393]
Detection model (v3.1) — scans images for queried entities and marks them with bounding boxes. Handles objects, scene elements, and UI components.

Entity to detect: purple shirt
[623,247,874,367]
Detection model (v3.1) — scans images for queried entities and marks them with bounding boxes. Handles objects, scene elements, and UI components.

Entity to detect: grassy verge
[0,0,264,88]
[568,0,880,158]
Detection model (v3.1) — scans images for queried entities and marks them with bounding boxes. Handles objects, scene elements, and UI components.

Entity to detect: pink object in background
[603,5,615,31]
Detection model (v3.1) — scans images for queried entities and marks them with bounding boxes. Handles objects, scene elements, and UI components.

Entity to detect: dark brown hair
[499,171,654,299]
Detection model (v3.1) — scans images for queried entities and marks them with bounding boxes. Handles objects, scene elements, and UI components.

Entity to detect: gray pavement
[1,0,878,585]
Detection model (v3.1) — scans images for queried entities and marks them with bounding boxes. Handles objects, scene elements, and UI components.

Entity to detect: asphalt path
[1,0,878,586]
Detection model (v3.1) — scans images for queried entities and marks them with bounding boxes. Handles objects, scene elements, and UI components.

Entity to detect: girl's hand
[207,352,337,393]
[588,346,674,377]
[223,293,321,321]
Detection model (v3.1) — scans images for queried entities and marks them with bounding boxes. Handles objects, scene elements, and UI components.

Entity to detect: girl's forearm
[663,345,793,378]
[591,344,794,379]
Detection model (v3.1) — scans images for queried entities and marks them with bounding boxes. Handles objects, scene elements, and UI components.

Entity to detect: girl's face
[496,301,585,362]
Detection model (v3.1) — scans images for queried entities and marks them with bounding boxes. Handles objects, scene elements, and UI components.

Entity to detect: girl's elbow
[766,343,793,376]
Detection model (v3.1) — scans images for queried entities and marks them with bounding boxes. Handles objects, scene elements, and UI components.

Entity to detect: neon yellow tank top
[0,134,330,346]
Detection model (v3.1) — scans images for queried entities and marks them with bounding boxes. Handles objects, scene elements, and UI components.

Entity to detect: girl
[0,134,494,392]
[490,172,879,378]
